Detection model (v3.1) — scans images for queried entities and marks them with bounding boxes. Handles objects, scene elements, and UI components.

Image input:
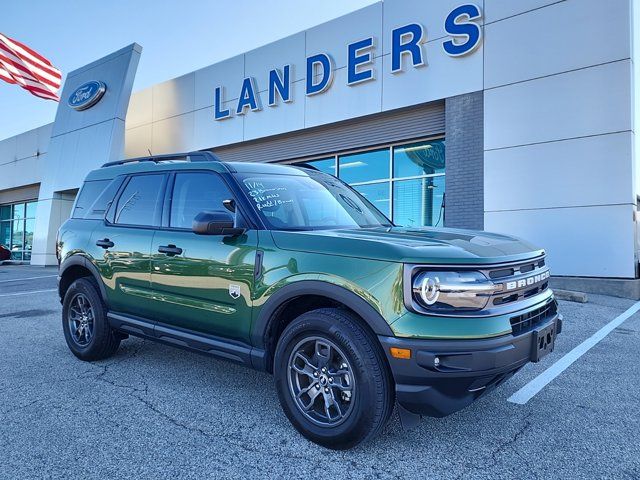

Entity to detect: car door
[148,171,257,343]
[91,172,168,322]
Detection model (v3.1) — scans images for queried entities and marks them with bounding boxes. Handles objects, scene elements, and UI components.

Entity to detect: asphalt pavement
[0,265,638,479]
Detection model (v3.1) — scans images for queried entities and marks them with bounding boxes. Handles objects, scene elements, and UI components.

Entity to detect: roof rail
[101,151,221,168]
[294,162,320,172]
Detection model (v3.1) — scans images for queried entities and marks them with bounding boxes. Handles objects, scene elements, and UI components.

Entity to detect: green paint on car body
[58,159,554,344]
[57,155,562,447]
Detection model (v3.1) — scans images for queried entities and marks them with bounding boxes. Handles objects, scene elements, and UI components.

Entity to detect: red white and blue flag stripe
[0,32,61,101]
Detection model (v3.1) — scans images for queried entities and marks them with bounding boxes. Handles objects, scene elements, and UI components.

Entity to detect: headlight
[411,270,497,312]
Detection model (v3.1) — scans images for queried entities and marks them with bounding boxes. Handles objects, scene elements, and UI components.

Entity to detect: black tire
[62,277,120,361]
[274,308,394,449]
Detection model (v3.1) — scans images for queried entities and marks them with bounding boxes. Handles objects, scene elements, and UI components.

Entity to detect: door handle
[158,244,183,256]
[96,238,114,249]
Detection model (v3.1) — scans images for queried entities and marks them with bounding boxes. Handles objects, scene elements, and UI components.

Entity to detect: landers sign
[214,4,483,121]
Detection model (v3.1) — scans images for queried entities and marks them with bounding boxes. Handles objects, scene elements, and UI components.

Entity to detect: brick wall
[444,91,484,230]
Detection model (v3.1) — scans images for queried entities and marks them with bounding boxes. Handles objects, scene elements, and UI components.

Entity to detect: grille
[486,257,549,307]
[509,300,558,335]
[488,258,545,279]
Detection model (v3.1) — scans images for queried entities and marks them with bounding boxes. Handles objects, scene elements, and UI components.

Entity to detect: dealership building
[0,0,639,296]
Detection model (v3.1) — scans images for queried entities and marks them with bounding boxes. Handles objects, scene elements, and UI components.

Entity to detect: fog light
[434,356,440,367]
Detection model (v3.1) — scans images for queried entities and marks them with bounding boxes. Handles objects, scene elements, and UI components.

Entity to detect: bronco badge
[229,284,241,299]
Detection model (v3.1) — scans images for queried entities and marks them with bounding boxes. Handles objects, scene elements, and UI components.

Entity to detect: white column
[30,192,75,266]
[28,43,141,266]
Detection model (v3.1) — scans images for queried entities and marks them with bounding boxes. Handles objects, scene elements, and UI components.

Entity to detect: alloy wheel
[287,336,356,427]
[67,293,94,346]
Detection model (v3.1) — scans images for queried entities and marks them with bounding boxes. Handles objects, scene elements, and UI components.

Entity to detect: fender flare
[251,280,395,350]
[58,255,108,303]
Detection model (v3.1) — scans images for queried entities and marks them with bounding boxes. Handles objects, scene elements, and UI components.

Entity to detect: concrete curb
[554,289,588,303]
[550,276,640,300]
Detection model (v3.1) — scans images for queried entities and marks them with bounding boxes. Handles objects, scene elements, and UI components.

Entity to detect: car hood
[270,226,544,265]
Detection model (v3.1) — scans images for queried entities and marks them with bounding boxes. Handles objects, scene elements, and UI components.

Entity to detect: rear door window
[113,174,166,227]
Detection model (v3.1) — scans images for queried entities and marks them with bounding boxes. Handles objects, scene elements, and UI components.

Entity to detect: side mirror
[192,210,245,236]
[222,199,236,213]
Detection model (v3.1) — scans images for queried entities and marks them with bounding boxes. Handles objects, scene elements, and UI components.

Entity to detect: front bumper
[379,313,562,418]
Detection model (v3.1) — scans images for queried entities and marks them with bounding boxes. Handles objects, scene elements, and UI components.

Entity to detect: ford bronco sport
[57,151,562,449]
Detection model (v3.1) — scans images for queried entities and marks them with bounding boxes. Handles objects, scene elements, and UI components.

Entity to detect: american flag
[0,32,61,101]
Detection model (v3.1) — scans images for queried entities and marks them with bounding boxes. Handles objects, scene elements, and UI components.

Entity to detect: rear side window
[72,180,110,218]
[113,174,166,226]
[85,177,125,220]
[170,172,233,229]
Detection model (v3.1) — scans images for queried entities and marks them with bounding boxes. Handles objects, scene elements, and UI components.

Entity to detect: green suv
[57,151,561,449]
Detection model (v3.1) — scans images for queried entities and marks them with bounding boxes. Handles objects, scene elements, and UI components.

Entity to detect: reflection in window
[338,149,389,184]
[11,220,24,251]
[12,203,25,220]
[26,201,37,218]
[170,173,232,229]
[0,221,10,248]
[24,218,34,261]
[0,205,11,221]
[115,175,165,226]
[353,182,390,218]
[11,219,24,260]
[294,138,446,228]
[0,200,37,261]
[394,140,445,178]
[302,157,336,176]
[72,180,110,219]
[393,176,445,228]
[240,174,390,230]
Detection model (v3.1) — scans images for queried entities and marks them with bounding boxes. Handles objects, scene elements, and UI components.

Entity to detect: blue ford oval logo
[68,81,106,111]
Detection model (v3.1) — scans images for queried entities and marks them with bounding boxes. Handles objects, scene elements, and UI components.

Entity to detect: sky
[0,0,377,141]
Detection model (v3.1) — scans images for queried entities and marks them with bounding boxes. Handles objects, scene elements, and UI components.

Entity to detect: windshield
[237,172,393,231]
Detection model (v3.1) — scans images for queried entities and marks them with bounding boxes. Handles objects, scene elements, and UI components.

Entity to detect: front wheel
[274,308,394,449]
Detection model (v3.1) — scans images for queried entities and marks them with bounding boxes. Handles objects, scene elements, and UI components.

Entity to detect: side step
[107,311,266,370]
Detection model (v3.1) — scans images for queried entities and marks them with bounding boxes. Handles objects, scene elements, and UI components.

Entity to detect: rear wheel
[62,277,120,361]
[274,308,394,449]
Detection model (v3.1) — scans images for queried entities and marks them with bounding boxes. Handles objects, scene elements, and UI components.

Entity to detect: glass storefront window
[338,148,389,184]
[12,203,25,220]
[26,202,37,218]
[353,182,391,218]
[0,221,10,246]
[294,138,445,228]
[303,157,336,176]
[11,220,24,249]
[24,218,35,260]
[11,219,24,260]
[393,176,445,228]
[0,200,37,262]
[393,140,445,178]
[0,205,11,221]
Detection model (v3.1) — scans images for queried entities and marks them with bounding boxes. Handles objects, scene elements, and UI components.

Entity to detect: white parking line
[508,300,640,405]
[0,288,57,297]
[0,275,57,283]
